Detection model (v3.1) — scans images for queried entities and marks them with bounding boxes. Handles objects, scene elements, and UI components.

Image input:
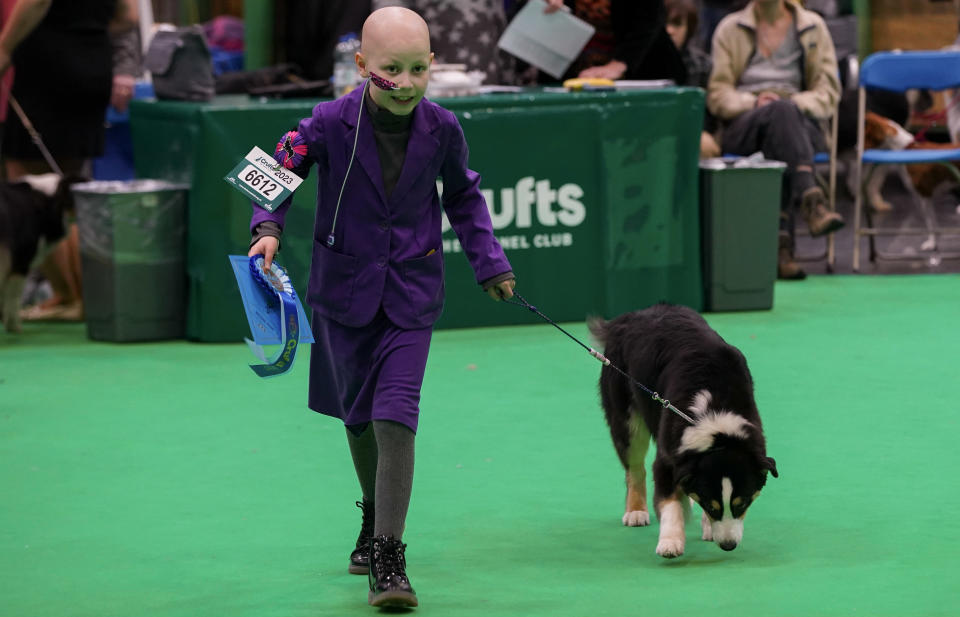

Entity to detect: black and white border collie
[0,174,79,333]
[589,304,778,558]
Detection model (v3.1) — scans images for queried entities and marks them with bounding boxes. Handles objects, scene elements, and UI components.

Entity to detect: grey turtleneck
[364,88,413,199]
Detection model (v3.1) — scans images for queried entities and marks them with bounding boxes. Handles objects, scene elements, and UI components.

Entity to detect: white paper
[497,0,595,79]
[475,85,525,94]
[614,80,676,90]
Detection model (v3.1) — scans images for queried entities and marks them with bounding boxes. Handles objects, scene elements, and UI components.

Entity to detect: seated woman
[708,0,842,280]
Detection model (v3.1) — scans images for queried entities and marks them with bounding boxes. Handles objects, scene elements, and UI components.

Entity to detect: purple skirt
[308,308,432,433]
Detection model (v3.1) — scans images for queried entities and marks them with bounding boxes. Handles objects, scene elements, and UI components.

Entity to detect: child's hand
[487,279,516,301]
[248,236,280,271]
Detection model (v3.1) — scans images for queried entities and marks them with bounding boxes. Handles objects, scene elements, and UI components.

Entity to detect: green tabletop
[131,87,705,342]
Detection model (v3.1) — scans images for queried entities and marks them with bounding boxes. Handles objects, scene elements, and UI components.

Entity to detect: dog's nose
[718,541,738,551]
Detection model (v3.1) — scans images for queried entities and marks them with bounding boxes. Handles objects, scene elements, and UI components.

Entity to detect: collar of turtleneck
[364,87,414,134]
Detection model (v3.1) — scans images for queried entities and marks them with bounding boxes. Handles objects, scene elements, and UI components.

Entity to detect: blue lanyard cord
[502,292,696,425]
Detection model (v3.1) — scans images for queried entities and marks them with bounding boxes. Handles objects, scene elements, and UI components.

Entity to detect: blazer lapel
[340,89,388,205]
[389,101,441,205]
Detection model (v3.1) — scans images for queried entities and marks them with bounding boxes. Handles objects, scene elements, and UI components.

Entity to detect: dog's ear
[674,455,697,491]
[586,315,607,346]
[762,456,778,478]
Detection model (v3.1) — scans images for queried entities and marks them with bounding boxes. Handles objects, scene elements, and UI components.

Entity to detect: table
[131,88,705,342]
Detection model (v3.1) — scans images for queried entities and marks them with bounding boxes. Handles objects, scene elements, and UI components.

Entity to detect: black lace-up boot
[348,499,374,574]
[367,535,418,607]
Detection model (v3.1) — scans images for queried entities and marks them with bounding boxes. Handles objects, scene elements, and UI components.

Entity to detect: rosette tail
[247,255,301,377]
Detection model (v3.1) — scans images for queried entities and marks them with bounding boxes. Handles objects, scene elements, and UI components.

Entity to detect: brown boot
[800,187,844,236]
[778,231,806,280]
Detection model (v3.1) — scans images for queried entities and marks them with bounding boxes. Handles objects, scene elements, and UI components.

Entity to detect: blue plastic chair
[852,50,960,271]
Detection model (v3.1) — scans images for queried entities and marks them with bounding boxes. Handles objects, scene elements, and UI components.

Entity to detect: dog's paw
[656,537,685,558]
[622,510,650,526]
[701,512,713,541]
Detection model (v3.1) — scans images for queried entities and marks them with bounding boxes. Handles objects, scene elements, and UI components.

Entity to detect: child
[664,0,721,159]
[247,6,515,609]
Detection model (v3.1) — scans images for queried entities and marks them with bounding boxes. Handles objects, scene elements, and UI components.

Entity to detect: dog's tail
[586,315,608,347]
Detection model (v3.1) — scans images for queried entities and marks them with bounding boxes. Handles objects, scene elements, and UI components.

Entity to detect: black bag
[213,63,327,97]
[145,26,215,101]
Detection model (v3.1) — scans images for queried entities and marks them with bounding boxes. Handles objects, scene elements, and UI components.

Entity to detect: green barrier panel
[438,103,604,328]
[131,89,704,342]
[594,92,704,316]
[132,96,317,342]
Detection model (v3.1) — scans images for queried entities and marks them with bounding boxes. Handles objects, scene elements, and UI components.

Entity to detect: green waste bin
[699,157,785,312]
[74,180,189,341]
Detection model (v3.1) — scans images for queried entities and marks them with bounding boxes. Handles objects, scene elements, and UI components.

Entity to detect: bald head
[356,6,434,115]
[361,7,431,57]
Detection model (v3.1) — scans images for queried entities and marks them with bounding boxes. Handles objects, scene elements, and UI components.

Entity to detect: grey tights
[345,420,415,539]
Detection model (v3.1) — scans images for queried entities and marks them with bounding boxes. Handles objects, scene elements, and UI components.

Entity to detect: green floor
[2,274,959,617]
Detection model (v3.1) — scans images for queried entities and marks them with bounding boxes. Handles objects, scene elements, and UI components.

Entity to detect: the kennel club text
[442,176,585,252]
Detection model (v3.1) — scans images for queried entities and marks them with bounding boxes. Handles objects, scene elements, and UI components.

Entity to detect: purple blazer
[251,87,511,329]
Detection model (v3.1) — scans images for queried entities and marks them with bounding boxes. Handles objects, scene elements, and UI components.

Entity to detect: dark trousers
[722,100,827,221]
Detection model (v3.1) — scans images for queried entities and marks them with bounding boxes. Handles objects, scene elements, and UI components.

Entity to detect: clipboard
[497,0,595,79]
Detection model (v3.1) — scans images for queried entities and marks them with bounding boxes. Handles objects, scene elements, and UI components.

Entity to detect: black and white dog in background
[589,304,778,558]
[0,174,80,333]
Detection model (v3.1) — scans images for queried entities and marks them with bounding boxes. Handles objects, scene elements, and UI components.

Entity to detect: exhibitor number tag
[224,146,305,212]
[240,165,281,198]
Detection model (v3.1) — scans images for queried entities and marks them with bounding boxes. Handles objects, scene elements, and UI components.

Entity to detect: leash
[501,292,696,425]
[2,83,63,176]
[912,90,960,144]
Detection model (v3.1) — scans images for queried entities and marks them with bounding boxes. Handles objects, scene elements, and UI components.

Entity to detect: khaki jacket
[707,0,840,122]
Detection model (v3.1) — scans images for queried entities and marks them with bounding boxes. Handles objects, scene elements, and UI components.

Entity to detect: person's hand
[248,236,279,271]
[755,91,780,108]
[543,0,566,14]
[110,74,136,113]
[578,60,627,81]
[700,131,721,158]
[487,278,516,301]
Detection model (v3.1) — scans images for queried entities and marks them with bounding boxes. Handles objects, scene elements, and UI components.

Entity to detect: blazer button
[378,221,389,231]
[376,257,386,268]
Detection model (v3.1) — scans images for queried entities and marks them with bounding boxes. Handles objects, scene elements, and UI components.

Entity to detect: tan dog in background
[857,111,916,212]
[857,111,960,209]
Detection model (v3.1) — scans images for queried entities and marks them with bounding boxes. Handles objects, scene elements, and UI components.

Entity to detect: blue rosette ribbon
[245,255,300,377]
